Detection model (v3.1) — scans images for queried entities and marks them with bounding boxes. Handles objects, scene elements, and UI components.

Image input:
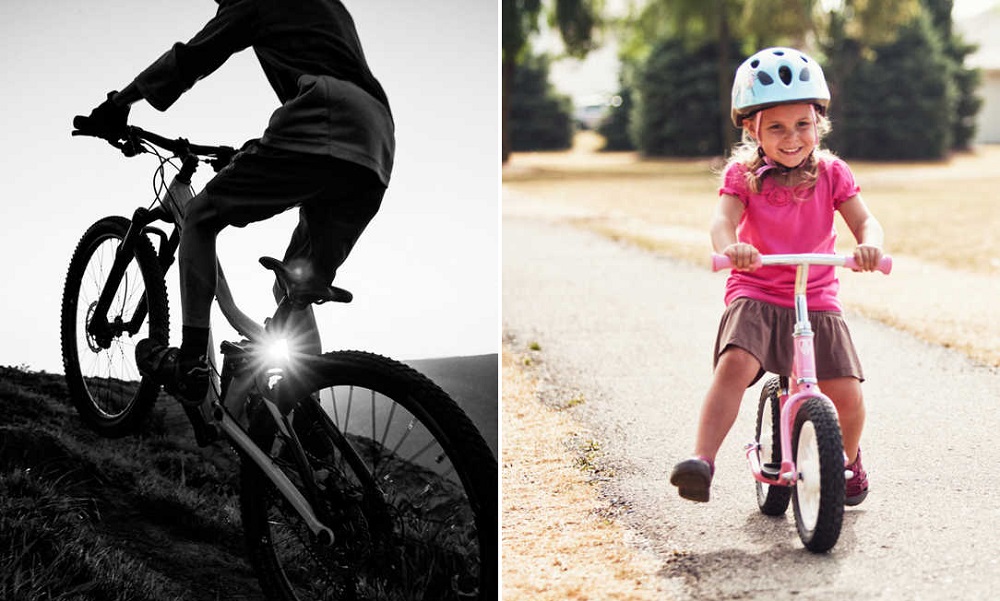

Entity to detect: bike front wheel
[240,350,497,601]
[791,397,845,553]
[60,216,169,437]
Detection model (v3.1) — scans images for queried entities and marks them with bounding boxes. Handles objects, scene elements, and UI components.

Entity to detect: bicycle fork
[86,206,170,347]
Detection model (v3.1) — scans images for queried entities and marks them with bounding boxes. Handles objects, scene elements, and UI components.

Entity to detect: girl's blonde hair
[723,108,836,194]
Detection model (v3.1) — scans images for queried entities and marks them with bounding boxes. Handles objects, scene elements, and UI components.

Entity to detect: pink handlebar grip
[711,254,732,272]
[845,255,893,274]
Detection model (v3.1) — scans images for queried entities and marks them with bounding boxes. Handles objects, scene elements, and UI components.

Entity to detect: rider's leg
[692,346,762,463]
[179,194,224,343]
[818,376,865,464]
[276,161,383,355]
[671,346,760,502]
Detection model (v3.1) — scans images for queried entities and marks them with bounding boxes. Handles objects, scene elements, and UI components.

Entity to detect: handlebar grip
[711,254,732,272]
[845,255,893,274]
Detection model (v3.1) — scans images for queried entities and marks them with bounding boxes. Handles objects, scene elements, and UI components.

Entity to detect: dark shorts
[714,297,864,386]
[195,141,385,285]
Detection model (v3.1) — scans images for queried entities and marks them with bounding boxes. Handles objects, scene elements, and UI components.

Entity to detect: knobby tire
[60,216,169,437]
[792,397,845,553]
[239,350,497,601]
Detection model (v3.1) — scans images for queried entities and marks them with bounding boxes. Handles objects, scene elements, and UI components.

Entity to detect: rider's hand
[852,244,884,272]
[82,91,130,140]
[723,243,761,271]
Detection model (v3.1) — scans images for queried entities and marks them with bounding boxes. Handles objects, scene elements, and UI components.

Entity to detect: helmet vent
[750,59,760,68]
[778,65,793,85]
[800,67,811,82]
[757,71,774,85]
[773,50,785,56]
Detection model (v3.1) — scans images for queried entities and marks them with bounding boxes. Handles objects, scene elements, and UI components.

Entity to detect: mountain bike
[61,118,497,600]
[712,252,890,553]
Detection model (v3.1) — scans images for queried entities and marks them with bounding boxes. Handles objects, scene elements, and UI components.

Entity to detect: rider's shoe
[845,447,869,506]
[135,338,210,407]
[670,456,714,503]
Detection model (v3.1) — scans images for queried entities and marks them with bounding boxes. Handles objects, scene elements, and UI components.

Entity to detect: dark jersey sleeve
[134,0,257,111]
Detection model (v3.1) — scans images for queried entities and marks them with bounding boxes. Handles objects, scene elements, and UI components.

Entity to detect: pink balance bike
[712,252,892,552]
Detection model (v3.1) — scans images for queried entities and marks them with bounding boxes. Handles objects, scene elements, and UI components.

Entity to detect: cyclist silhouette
[80,0,395,405]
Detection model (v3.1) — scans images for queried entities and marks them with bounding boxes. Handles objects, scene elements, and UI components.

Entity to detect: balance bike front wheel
[791,397,845,553]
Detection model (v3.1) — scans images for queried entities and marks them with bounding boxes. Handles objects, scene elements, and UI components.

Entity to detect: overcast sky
[0,1,498,373]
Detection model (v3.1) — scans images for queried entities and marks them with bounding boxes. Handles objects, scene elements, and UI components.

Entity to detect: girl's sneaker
[845,448,869,506]
[670,457,714,503]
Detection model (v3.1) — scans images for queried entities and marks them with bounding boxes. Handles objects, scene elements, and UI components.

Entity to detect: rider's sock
[180,325,210,366]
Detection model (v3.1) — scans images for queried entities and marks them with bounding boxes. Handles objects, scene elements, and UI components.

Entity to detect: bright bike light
[266,337,290,364]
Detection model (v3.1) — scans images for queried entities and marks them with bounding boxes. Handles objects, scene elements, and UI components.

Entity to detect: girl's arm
[838,194,885,271]
[711,194,759,270]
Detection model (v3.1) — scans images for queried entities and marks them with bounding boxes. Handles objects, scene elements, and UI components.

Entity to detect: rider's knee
[716,346,761,383]
[822,377,864,413]
[183,194,224,234]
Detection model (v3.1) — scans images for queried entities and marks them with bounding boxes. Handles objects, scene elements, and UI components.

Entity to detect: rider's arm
[838,194,885,271]
[112,83,143,107]
[711,193,760,270]
[131,0,256,111]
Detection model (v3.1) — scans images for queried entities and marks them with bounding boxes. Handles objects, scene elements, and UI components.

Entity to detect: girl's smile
[750,103,818,168]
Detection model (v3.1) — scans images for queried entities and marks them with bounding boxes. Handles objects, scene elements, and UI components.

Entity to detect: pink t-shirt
[719,157,861,311]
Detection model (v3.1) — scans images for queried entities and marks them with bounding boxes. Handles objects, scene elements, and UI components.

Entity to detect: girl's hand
[852,244,884,272]
[723,243,761,271]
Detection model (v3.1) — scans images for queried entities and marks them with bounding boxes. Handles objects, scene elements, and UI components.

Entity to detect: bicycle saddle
[259,257,353,306]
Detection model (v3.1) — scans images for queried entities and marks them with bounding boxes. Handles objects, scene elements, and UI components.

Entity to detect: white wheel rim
[796,420,821,531]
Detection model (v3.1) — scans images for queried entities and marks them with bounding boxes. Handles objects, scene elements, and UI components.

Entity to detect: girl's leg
[692,346,762,462]
[818,376,865,463]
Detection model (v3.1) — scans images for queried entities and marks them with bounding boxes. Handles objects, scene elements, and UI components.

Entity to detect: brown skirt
[714,297,864,385]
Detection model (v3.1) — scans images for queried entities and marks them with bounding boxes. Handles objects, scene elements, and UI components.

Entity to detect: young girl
[669,47,884,505]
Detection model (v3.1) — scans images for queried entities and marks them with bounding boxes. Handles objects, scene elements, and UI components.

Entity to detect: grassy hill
[0,365,265,601]
[0,355,498,600]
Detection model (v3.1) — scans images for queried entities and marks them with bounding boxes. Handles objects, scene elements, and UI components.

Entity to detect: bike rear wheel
[240,350,497,601]
[755,377,791,515]
[791,397,845,553]
[60,216,169,437]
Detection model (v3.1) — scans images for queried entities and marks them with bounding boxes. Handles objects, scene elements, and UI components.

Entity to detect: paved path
[503,189,1000,600]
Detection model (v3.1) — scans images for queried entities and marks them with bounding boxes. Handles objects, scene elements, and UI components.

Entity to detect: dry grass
[504,132,1000,274]
[501,349,668,601]
[504,133,1000,366]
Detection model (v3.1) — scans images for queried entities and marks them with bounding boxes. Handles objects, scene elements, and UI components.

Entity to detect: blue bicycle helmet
[731,47,830,127]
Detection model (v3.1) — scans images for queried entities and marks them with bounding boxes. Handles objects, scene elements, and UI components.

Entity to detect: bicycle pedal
[761,463,782,479]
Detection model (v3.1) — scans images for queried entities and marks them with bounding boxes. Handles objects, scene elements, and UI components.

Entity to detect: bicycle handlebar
[72,116,236,170]
[711,253,893,275]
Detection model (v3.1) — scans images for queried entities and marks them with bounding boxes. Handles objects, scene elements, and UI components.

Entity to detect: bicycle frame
[711,253,892,488]
[85,148,346,546]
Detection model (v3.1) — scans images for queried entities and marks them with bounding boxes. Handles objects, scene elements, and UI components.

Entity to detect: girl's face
[747,103,818,168]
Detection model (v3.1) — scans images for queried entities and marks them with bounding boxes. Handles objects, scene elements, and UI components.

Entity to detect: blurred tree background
[503,0,982,162]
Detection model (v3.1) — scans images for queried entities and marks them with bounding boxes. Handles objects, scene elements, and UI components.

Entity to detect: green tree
[829,9,955,159]
[508,53,575,151]
[502,0,600,163]
[922,0,982,149]
[632,38,742,155]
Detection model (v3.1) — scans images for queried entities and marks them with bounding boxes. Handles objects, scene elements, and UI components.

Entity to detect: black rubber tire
[239,350,497,601]
[60,216,169,437]
[791,397,845,553]
[755,377,792,516]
